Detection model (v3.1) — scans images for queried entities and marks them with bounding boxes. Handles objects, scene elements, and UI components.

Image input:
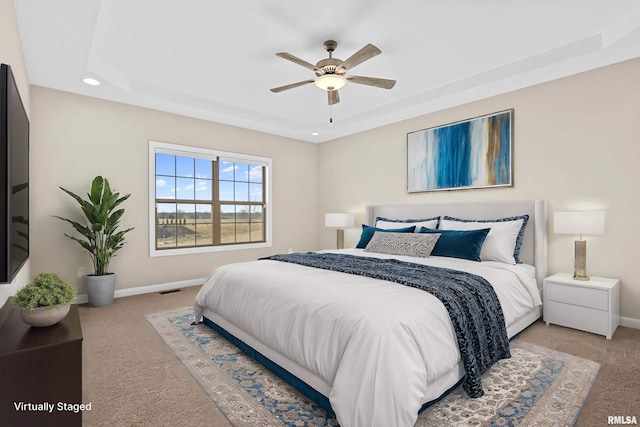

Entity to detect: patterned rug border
[146,308,600,427]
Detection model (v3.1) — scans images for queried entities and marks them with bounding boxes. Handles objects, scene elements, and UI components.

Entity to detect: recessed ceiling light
[82,77,101,86]
[311,132,320,136]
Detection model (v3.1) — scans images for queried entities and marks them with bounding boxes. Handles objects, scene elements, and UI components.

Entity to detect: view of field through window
[155,152,265,249]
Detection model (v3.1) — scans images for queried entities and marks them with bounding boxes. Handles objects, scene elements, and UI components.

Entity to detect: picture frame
[407,109,513,193]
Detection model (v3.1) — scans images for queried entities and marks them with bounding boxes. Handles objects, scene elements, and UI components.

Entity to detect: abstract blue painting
[407,110,513,192]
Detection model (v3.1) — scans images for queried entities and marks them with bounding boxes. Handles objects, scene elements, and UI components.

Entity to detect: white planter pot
[85,273,116,307]
[20,302,71,327]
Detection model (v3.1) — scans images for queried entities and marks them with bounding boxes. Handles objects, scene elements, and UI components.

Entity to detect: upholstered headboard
[366,200,547,289]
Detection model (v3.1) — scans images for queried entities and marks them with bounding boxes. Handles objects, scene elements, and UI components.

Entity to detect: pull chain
[329,105,334,123]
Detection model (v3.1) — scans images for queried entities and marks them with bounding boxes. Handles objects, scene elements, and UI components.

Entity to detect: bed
[194,199,547,427]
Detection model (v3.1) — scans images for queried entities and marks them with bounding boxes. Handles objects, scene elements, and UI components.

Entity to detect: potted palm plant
[11,273,76,327]
[55,176,134,307]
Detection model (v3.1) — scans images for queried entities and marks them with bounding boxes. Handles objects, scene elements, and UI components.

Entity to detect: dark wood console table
[0,299,83,426]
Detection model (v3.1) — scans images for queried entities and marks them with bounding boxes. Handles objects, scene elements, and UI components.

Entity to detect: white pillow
[375,217,439,232]
[440,218,524,264]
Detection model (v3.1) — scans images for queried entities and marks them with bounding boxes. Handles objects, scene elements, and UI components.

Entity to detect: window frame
[149,140,272,257]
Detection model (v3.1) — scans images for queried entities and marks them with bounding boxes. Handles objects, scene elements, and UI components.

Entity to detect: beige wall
[0,0,31,303]
[0,0,29,110]
[318,58,640,322]
[29,86,318,294]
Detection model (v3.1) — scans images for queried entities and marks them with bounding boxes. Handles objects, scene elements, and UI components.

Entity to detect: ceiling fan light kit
[314,74,346,91]
[271,39,396,106]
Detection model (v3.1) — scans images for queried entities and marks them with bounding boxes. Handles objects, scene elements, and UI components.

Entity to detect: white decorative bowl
[20,302,71,327]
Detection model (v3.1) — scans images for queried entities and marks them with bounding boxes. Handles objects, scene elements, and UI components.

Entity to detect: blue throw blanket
[261,252,510,398]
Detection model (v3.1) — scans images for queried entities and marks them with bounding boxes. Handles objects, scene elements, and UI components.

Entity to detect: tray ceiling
[13,0,640,142]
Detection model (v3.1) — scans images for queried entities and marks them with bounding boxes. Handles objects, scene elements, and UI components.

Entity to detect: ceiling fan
[270,40,396,106]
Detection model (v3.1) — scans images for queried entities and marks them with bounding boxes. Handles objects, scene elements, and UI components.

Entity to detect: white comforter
[194,249,541,427]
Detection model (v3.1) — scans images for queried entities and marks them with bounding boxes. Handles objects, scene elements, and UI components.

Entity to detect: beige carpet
[79,286,640,426]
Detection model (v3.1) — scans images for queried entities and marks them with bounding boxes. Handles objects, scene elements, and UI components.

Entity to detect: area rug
[146,308,600,427]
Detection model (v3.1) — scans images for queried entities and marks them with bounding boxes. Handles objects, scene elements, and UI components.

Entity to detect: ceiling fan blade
[339,44,381,71]
[328,90,340,105]
[346,75,396,89]
[275,52,318,71]
[270,80,314,93]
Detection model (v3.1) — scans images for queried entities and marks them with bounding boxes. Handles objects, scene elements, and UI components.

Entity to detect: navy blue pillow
[418,227,490,262]
[356,225,416,249]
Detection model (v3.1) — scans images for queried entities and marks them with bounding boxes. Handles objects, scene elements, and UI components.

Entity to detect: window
[149,141,271,256]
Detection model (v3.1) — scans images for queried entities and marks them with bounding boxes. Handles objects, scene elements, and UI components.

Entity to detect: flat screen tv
[0,63,29,284]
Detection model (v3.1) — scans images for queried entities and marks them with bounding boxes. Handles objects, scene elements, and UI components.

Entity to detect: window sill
[150,241,272,257]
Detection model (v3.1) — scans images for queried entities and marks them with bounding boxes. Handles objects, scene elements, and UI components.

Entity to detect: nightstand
[544,273,620,339]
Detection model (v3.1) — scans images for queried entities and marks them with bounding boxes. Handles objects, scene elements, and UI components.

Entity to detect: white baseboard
[75,278,206,305]
[620,316,640,330]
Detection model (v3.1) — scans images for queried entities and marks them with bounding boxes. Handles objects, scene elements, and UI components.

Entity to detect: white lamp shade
[315,74,347,91]
[325,213,355,228]
[554,211,605,235]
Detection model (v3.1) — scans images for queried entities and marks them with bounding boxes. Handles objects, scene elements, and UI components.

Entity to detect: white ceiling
[13,0,640,143]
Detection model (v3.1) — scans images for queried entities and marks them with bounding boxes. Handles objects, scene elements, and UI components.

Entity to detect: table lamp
[325,213,355,249]
[553,210,605,281]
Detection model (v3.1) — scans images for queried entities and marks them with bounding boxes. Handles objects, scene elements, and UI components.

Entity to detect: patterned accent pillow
[364,232,441,258]
[356,225,416,249]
